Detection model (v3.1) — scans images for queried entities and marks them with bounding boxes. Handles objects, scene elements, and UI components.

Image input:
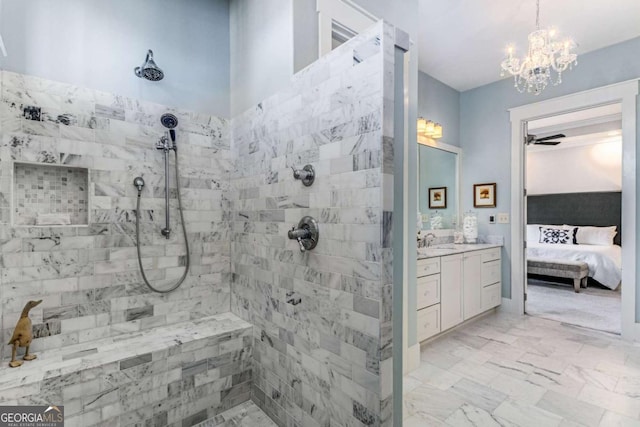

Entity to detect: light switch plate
[421,214,429,222]
[497,213,509,224]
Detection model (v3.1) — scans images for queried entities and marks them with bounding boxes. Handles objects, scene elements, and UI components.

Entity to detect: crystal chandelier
[500,0,578,95]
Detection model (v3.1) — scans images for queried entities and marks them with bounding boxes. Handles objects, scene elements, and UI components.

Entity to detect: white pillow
[574,226,617,246]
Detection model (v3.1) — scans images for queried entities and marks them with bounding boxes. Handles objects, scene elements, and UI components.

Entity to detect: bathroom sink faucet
[425,233,436,247]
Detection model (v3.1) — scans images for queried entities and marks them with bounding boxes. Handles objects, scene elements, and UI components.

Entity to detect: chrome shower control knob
[288,216,319,252]
[292,165,315,186]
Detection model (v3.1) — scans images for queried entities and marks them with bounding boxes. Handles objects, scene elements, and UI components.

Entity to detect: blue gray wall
[230,0,293,116]
[0,0,230,117]
[460,36,640,301]
[418,71,461,147]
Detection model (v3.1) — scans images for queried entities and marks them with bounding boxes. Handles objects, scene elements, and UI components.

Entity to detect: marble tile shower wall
[230,22,401,427]
[0,70,231,361]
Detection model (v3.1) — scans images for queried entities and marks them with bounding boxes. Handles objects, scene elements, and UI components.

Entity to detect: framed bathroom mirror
[418,140,462,231]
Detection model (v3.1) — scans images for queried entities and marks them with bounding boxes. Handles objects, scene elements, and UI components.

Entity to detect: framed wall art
[428,187,447,209]
[473,183,496,208]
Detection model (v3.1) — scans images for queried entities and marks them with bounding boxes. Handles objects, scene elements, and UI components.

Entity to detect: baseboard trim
[498,297,520,315]
[404,344,420,374]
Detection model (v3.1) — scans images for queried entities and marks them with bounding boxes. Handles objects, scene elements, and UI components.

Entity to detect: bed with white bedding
[526,192,622,291]
[527,242,622,290]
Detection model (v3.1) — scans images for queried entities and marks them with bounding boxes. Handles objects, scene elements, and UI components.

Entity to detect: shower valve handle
[297,237,306,252]
[292,165,315,186]
[288,216,319,252]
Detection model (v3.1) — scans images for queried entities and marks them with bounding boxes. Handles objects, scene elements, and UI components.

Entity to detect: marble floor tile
[405,413,447,427]
[484,357,534,380]
[488,374,546,405]
[536,390,605,427]
[403,375,422,394]
[444,404,518,427]
[578,384,640,419]
[404,384,465,421]
[564,364,618,392]
[421,348,463,370]
[449,359,501,384]
[449,377,508,412]
[405,312,640,426]
[407,362,462,390]
[615,375,640,398]
[493,399,563,427]
[526,369,586,398]
[599,411,640,427]
[195,401,277,427]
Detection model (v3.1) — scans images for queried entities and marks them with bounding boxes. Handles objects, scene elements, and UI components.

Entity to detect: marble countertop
[417,243,502,259]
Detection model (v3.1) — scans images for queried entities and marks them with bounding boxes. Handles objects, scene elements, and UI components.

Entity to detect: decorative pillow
[528,224,566,243]
[539,226,577,244]
[574,226,617,246]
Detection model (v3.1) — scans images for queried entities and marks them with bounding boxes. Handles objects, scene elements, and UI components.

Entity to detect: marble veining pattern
[0,70,231,362]
[405,312,640,427]
[230,22,403,427]
[0,20,407,427]
[0,312,253,427]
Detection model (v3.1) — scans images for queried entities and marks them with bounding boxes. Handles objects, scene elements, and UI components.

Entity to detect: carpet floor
[526,278,621,334]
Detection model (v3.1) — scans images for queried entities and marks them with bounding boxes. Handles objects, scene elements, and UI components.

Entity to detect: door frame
[508,79,639,340]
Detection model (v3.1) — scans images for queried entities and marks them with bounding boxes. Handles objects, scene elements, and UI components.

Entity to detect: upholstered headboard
[527,192,622,246]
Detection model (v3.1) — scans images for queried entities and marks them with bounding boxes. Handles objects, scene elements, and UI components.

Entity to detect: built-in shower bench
[0,312,253,427]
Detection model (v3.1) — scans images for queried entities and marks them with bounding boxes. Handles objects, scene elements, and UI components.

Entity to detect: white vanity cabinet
[480,247,502,311]
[416,258,441,341]
[463,251,483,320]
[417,246,501,343]
[440,254,463,331]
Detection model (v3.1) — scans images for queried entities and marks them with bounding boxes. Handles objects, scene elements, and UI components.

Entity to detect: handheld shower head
[160,113,178,129]
[135,50,164,81]
[160,113,178,143]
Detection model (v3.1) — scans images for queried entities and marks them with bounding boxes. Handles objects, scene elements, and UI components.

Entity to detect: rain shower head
[160,113,178,129]
[134,50,164,81]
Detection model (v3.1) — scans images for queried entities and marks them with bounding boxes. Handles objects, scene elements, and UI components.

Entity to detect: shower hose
[135,150,190,293]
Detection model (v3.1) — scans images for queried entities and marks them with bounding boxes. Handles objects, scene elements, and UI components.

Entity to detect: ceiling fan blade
[534,140,562,146]
[535,133,566,142]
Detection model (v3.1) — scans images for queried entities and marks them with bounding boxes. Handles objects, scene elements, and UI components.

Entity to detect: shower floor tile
[195,401,277,427]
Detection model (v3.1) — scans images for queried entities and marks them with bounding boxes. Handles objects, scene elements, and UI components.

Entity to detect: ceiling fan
[526,133,566,146]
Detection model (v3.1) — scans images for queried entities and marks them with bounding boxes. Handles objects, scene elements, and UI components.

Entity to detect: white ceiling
[418,0,640,92]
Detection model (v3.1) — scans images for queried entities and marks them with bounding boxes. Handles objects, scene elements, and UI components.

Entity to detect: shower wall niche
[12,162,89,226]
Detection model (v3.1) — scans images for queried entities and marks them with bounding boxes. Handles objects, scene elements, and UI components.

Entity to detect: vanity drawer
[481,283,501,311]
[417,274,440,309]
[417,257,440,277]
[417,304,441,342]
[481,259,501,286]
[481,247,501,263]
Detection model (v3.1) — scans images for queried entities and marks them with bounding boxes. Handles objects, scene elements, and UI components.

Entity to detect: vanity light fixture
[417,117,443,139]
[432,123,443,139]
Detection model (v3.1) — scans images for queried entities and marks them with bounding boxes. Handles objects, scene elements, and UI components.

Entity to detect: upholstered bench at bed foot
[527,258,589,293]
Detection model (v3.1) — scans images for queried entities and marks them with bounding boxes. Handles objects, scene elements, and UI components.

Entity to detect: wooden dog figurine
[8,300,42,368]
